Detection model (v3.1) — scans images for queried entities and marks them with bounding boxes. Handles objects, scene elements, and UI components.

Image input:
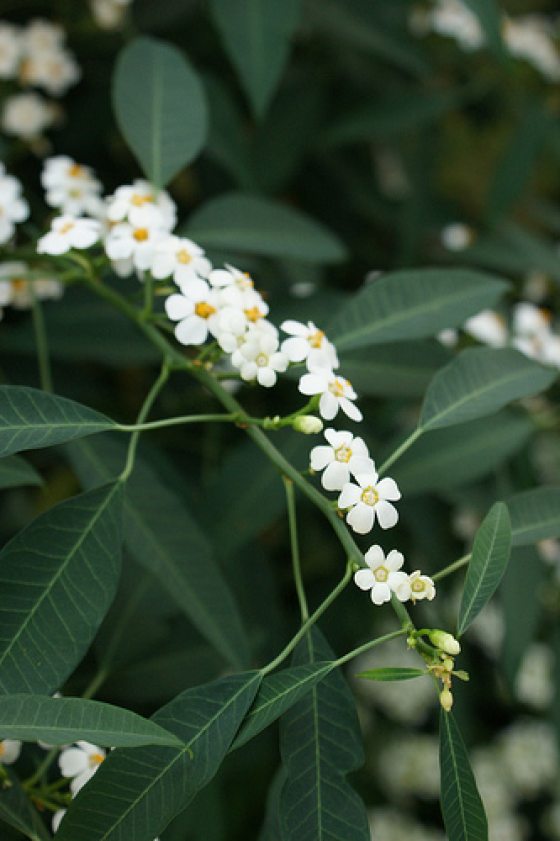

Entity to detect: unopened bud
[440,688,453,712]
[442,658,454,672]
[429,630,461,656]
[293,415,323,435]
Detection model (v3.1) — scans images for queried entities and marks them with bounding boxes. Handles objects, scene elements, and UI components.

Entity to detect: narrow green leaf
[328,269,508,351]
[232,662,333,750]
[0,695,181,748]
[500,547,545,685]
[0,483,123,695]
[0,386,115,459]
[279,629,369,841]
[209,0,301,118]
[69,437,250,670]
[439,709,488,841]
[457,503,512,636]
[56,672,262,841]
[506,487,560,546]
[357,667,427,681]
[391,411,533,495]
[112,36,208,187]
[0,455,42,490]
[0,769,50,841]
[186,192,346,263]
[420,348,556,431]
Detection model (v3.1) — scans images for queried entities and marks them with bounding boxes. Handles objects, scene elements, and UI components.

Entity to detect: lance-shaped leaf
[0,695,181,748]
[328,269,508,352]
[232,662,334,750]
[439,710,488,841]
[0,386,115,459]
[457,503,512,636]
[0,483,123,695]
[209,0,301,119]
[0,768,50,840]
[0,455,42,489]
[506,487,560,546]
[357,667,427,681]
[501,546,544,684]
[69,437,249,669]
[419,348,556,431]
[55,672,262,841]
[279,629,369,841]
[112,37,208,187]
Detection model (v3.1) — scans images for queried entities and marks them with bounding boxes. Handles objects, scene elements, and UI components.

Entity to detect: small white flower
[0,739,21,765]
[437,328,458,348]
[21,49,80,97]
[463,310,508,348]
[165,278,221,346]
[422,0,484,51]
[0,164,29,244]
[231,328,288,387]
[503,15,560,82]
[104,205,167,271]
[280,319,339,369]
[298,368,362,422]
[41,156,103,217]
[2,92,56,139]
[106,180,176,231]
[59,741,106,796]
[22,19,64,53]
[37,215,101,255]
[151,235,211,284]
[310,428,373,491]
[338,470,401,534]
[208,263,256,292]
[0,23,22,79]
[393,570,436,603]
[90,0,128,29]
[354,545,408,605]
[0,261,63,310]
[441,222,474,251]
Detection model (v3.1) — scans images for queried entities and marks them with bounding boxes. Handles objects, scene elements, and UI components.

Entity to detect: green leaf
[439,709,488,841]
[259,768,288,841]
[357,667,427,681]
[506,487,560,546]
[279,629,369,841]
[69,437,250,670]
[56,672,262,841]
[390,411,533,495]
[0,455,42,490]
[462,0,505,56]
[457,503,512,636]
[0,483,123,694]
[0,695,181,748]
[328,269,508,352]
[232,662,334,750]
[209,0,300,119]
[0,386,115,459]
[186,192,346,263]
[112,36,208,187]
[500,546,544,685]
[419,348,556,431]
[0,768,50,841]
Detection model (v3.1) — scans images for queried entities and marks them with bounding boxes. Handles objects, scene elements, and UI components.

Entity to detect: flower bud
[293,415,323,435]
[429,630,461,656]
[440,688,453,712]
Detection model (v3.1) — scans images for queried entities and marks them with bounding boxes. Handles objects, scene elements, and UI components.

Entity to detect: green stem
[114,412,276,433]
[81,666,110,700]
[141,274,154,320]
[378,427,423,475]
[335,628,408,668]
[261,563,352,676]
[22,748,59,790]
[120,360,170,481]
[283,477,309,622]
[432,553,471,582]
[30,290,53,393]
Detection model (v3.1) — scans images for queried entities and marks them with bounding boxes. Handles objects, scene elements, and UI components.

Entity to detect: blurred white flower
[464,310,508,348]
[503,15,560,81]
[338,471,400,534]
[368,807,446,841]
[441,222,474,251]
[2,91,56,139]
[416,0,484,51]
[280,319,339,369]
[299,368,362,422]
[0,163,29,244]
[0,23,22,79]
[165,278,221,346]
[378,734,440,800]
[106,180,176,231]
[37,215,101,255]
[59,741,106,796]
[515,643,554,711]
[231,328,288,387]
[42,156,103,217]
[151,235,211,284]
[104,205,167,272]
[498,720,557,799]
[0,261,63,309]
[310,428,373,491]
[0,739,21,765]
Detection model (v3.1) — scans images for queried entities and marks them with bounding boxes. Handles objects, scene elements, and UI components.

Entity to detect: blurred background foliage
[1,1,560,840]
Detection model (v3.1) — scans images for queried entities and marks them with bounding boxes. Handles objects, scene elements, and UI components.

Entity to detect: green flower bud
[429,630,461,656]
[293,415,323,435]
[440,688,453,712]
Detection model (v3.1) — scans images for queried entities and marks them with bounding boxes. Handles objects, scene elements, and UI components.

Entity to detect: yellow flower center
[412,579,425,593]
[195,301,216,319]
[0,743,5,757]
[10,278,27,292]
[133,227,149,242]
[361,486,379,507]
[244,306,263,323]
[241,272,254,288]
[68,164,85,178]
[176,248,192,265]
[59,222,75,234]
[131,193,153,207]
[334,444,352,463]
[309,329,325,348]
[329,378,349,398]
[256,353,269,367]
[90,753,105,767]
[374,566,388,583]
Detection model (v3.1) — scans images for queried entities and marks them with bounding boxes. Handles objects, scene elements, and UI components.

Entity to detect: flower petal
[338,483,361,508]
[375,500,398,529]
[364,544,385,570]
[310,445,334,471]
[376,477,401,501]
[322,461,349,491]
[175,315,208,346]
[347,503,375,534]
[353,569,375,591]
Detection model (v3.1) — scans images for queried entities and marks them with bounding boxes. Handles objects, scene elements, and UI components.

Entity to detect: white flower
[165,278,222,346]
[463,310,508,347]
[515,643,554,710]
[52,809,66,833]
[0,23,22,79]
[280,319,339,369]
[299,368,362,422]
[208,263,257,292]
[498,720,557,799]
[338,470,401,534]
[20,48,80,97]
[437,328,458,348]
[151,235,211,284]
[503,15,560,81]
[41,156,103,216]
[22,19,64,53]
[354,545,408,605]
[0,261,63,309]
[440,222,474,251]
[90,0,129,29]
[0,739,21,765]
[231,328,288,387]
[423,0,484,51]
[310,428,373,491]
[511,302,554,362]
[104,205,167,272]
[37,215,101,255]
[2,92,56,139]
[59,741,106,796]
[0,164,29,244]
[106,180,176,231]
[393,570,436,603]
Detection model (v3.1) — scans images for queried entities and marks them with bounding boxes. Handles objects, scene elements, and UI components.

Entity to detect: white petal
[298,372,326,396]
[371,582,391,605]
[338,483,361,508]
[52,810,66,833]
[150,252,175,279]
[281,319,307,337]
[347,503,375,534]
[348,456,374,477]
[319,391,338,420]
[70,766,97,796]
[59,747,89,777]
[375,500,398,529]
[257,367,276,387]
[393,576,412,602]
[310,445,334,471]
[0,740,21,765]
[339,396,363,422]
[376,477,401,501]
[386,550,404,572]
[240,361,257,381]
[364,544,385,570]
[388,570,408,592]
[175,316,208,346]
[270,352,288,373]
[354,569,376,591]
[321,461,349,491]
[165,294,193,322]
[324,429,350,448]
[281,336,308,362]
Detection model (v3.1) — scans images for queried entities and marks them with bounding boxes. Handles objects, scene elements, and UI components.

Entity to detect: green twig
[432,553,471,582]
[30,291,53,393]
[120,360,170,482]
[283,477,309,623]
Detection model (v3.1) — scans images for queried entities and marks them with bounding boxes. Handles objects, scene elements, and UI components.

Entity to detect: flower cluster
[411,1,560,82]
[0,163,29,245]
[0,19,80,141]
